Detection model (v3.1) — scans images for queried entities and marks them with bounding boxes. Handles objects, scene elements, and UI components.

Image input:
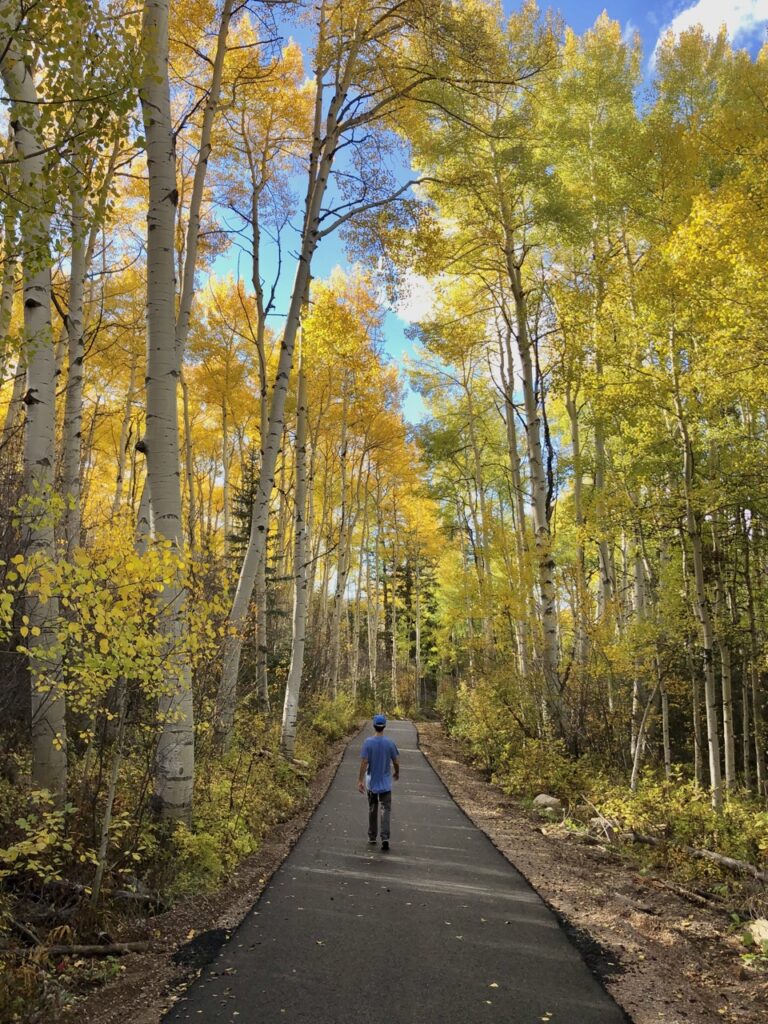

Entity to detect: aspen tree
[139,0,194,820]
[0,0,66,803]
[280,346,309,757]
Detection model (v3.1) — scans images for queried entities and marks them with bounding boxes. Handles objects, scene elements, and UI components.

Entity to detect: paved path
[165,721,628,1024]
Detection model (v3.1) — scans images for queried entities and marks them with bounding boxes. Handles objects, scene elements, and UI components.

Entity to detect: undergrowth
[0,694,359,1023]
[441,681,768,896]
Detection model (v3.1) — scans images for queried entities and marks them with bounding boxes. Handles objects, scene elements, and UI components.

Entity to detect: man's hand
[357,780,365,794]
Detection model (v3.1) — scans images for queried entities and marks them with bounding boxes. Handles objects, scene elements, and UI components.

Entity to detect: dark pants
[367,790,392,841]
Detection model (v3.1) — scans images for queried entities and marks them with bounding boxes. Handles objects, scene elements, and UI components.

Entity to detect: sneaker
[368,838,377,845]
[381,840,389,851]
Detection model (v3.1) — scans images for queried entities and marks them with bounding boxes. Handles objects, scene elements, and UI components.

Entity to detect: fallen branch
[43,878,161,904]
[625,832,768,883]
[6,941,150,958]
[10,919,40,946]
[646,876,726,910]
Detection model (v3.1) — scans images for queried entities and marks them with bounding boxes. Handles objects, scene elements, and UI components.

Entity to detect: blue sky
[214,1,768,423]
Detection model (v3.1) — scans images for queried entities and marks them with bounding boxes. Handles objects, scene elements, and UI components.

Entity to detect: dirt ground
[60,730,355,1024]
[417,722,768,1024]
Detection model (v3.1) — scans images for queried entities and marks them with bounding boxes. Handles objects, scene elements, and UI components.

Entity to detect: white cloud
[393,271,436,324]
[653,0,768,61]
[622,19,637,44]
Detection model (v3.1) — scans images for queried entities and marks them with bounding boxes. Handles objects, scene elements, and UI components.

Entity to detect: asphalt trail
[164,720,628,1024]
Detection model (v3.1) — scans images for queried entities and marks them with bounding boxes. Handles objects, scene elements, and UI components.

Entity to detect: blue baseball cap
[373,714,387,727]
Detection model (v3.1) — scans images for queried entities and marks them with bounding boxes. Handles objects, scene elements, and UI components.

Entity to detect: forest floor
[59,728,357,1024]
[418,722,768,1024]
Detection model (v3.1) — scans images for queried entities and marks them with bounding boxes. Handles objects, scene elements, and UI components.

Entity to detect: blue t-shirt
[361,734,399,793]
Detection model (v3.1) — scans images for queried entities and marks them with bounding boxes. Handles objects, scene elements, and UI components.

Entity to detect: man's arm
[392,756,400,782]
[357,757,368,793]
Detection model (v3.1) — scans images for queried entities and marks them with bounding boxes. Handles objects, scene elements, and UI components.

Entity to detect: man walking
[358,714,399,851]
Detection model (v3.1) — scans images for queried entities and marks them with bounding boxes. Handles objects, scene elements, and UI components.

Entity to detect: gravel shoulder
[417,722,768,1024]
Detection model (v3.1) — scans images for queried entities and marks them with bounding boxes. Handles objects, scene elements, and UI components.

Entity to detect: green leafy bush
[306,695,358,743]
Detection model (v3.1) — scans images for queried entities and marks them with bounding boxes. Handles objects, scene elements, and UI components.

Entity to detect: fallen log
[625,832,768,883]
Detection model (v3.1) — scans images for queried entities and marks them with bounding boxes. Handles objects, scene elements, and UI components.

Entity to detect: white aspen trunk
[594,420,614,618]
[742,510,764,794]
[61,187,87,556]
[350,534,364,701]
[254,546,270,712]
[631,541,647,760]
[690,645,704,786]
[222,398,229,555]
[741,657,751,791]
[112,355,138,516]
[680,534,704,785]
[415,558,422,707]
[674,399,722,811]
[391,499,399,706]
[661,677,672,782]
[180,371,196,548]
[79,394,100,517]
[712,523,736,790]
[566,391,589,671]
[501,327,531,678]
[1,4,66,805]
[329,390,349,696]
[140,0,194,822]
[0,187,16,379]
[250,187,271,720]
[630,683,660,792]
[281,355,309,757]
[368,487,382,695]
[2,351,25,445]
[458,520,476,688]
[508,265,563,734]
[466,382,493,655]
[351,486,370,697]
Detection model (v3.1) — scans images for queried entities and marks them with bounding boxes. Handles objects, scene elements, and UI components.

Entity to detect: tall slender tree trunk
[112,354,138,516]
[506,255,563,734]
[0,181,17,380]
[566,391,589,671]
[222,399,230,555]
[140,0,194,821]
[2,351,25,446]
[630,540,647,760]
[280,353,309,758]
[1,4,66,804]
[712,522,736,790]
[672,358,722,810]
[391,498,399,706]
[742,510,764,794]
[61,187,87,556]
[181,371,196,548]
[368,487,382,696]
[329,391,349,696]
[501,326,531,678]
[351,494,368,696]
